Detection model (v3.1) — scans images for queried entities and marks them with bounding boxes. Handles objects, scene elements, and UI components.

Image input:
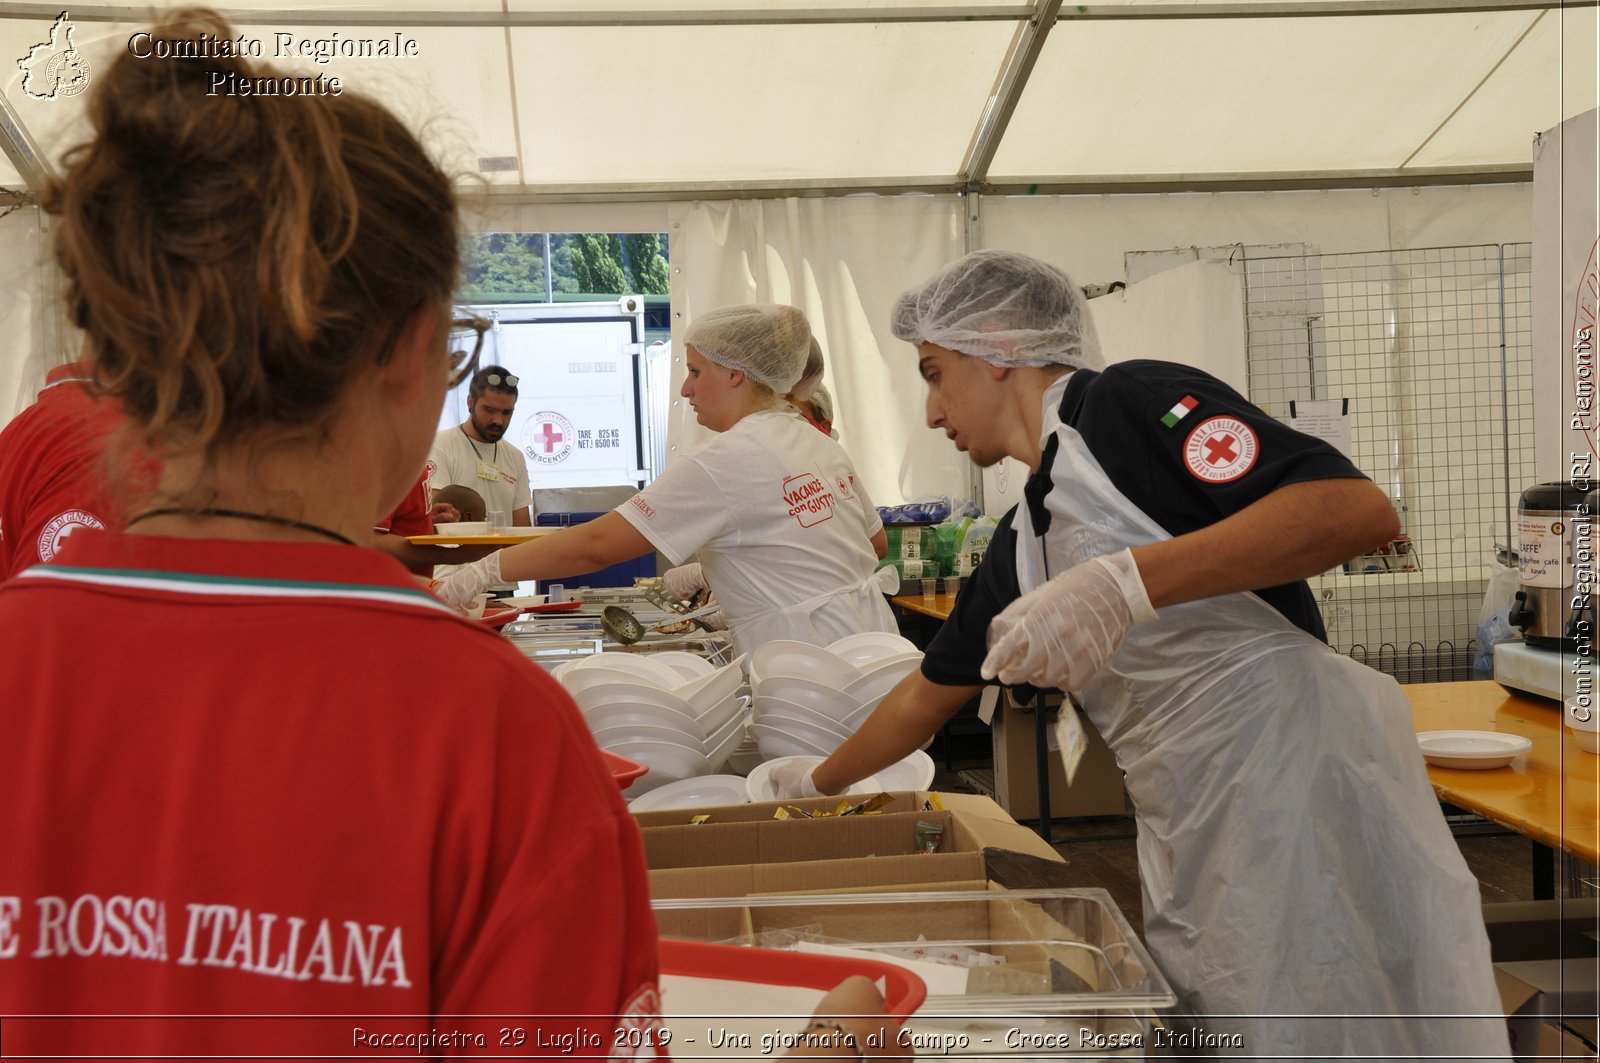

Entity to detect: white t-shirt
[617,409,892,649]
[425,426,532,518]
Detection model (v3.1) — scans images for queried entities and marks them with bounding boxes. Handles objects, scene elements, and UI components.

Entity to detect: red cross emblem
[532,422,564,453]
[1183,416,1258,483]
[1203,433,1239,466]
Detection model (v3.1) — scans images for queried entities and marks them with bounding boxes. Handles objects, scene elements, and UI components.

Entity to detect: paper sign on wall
[1289,398,1352,457]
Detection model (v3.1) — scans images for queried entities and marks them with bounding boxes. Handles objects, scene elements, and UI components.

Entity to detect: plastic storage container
[651,888,1174,1056]
[535,510,657,587]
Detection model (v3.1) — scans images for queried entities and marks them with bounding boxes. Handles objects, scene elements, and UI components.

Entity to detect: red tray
[658,938,927,1021]
[600,749,649,788]
[525,600,584,614]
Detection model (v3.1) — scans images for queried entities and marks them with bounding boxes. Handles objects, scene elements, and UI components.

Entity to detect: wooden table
[1405,680,1599,897]
[890,592,956,620]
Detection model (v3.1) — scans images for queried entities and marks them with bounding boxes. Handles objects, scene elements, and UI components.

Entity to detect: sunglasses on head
[483,371,519,389]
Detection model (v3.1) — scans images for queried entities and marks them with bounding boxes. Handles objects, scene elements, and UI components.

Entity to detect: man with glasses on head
[425,315,534,530]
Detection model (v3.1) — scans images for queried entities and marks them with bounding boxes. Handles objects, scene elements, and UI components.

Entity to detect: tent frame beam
[0,92,51,193]
[464,164,1530,204]
[0,1,1586,27]
[962,0,1062,185]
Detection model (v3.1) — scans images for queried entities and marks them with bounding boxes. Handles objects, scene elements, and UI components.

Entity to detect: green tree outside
[459,231,670,301]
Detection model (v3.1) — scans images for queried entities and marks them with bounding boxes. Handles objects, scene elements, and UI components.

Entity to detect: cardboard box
[635,790,1061,863]
[991,691,1127,820]
[1482,898,1600,962]
[1539,1022,1598,1061]
[639,791,1065,930]
[653,887,1174,1055]
[1498,960,1600,1062]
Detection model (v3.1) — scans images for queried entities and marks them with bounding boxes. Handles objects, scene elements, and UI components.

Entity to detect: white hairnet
[789,337,825,400]
[684,304,811,394]
[890,249,1103,369]
[810,382,835,424]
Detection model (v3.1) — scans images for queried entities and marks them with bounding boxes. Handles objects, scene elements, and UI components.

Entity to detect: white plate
[745,756,884,803]
[434,521,489,536]
[1416,730,1533,770]
[497,594,548,609]
[627,775,751,812]
[875,749,936,792]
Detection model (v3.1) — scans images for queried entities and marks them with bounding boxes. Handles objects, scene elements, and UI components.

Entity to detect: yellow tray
[404,530,556,545]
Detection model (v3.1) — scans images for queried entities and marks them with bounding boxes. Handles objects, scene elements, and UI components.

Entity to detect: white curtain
[0,206,69,422]
[669,196,967,506]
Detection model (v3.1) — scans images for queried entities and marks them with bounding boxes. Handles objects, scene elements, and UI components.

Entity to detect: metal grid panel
[1245,244,1534,682]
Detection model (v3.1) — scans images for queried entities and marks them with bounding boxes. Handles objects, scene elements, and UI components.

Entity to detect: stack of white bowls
[553,652,750,795]
[748,633,922,760]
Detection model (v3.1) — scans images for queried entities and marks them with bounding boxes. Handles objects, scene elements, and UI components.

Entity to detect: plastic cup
[920,578,938,599]
[487,509,509,533]
[944,577,962,598]
[546,583,566,603]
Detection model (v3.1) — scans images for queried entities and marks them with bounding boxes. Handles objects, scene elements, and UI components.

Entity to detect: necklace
[127,507,356,546]
[460,425,499,464]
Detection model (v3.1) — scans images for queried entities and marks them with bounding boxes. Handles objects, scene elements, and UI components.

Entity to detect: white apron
[723,566,898,657]
[1016,407,1509,1059]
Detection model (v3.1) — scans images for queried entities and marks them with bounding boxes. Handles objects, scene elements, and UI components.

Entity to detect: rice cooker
[1509,481,1599,653]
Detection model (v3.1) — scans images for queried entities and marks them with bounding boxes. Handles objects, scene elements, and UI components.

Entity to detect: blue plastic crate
[534,511,657,588]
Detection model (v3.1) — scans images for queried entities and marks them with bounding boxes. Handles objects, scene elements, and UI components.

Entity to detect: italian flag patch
[1161,395,1199,428]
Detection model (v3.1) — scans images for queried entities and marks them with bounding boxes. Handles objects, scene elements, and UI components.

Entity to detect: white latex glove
[432,552,503,613]
[768,761,823,801]
[981,548,1156,689]
[662,562,709,604]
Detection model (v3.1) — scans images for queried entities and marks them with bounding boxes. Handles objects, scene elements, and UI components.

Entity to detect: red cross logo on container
[524,411,574,466]
[1183,416,1258,483]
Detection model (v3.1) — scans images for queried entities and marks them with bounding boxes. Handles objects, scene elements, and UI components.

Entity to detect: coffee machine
[1494,481,1597,700]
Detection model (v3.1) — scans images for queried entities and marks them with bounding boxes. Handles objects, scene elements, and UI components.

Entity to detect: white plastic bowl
[581,704,706,741]
[591,721,707,748]
[575,684,706,738]
[842,658,921,704]
[750,725,834,759]
[875,749,936,792]
[675,660,748,713]
[753,675,860,719]
[567,652,682,688]
[559,667,667,699]
[756,707,853,742]
[745,756,884,803]
[750,640,860,687]
[755,694,857,734]
[703,721,749,772]
[648,650,717,681]
[827,631,920,666]
[692,691,749,732]
[602,737,712,782]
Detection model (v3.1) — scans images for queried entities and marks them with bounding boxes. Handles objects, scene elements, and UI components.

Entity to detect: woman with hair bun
[0,9,902,1057]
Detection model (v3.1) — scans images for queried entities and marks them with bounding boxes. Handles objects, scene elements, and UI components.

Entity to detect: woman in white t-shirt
[437,304,897,654]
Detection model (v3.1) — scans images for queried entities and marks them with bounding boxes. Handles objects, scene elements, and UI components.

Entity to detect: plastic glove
[427,501,460,525]
[768,760,823,800]
[981,548,1156,689]
[431,552,503,613]
[662,562,708,604]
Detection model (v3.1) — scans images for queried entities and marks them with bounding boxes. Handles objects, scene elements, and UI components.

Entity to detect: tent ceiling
[1,1,1594,199]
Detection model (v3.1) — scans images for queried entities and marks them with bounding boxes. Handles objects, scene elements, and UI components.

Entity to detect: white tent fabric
[0,2,1567,504]
[2,3,1595,193]
[667,196,968,506]
[0,208,63,420]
